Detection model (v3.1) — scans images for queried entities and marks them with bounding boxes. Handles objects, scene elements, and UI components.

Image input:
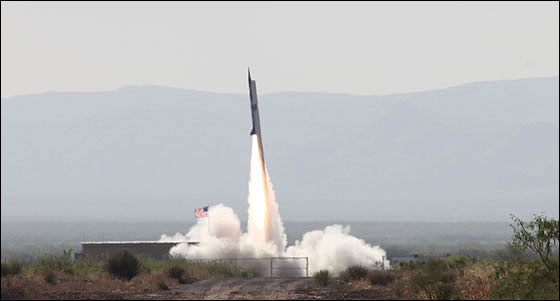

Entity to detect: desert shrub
[106,250,140,280]
[453,261,494,300]
[367,270,395,285]
[134,255,251,281]
[447,255,478,269]
[33,248,74,274]
[485,214,559,299]
[200,261,239,277]
[399,259,426,270]
[240,267,259,278]
[166,264,199,284]
[72,257,104,275]
[180,273,198,284]
[313,270,330,286]
[167,265,184,280]
[509,214,559,282]
[490,254,559,300]
[157,279,169,290]
[409,259,456,300]
[43,270,57,284]
[136,253,171,274]
[345,265,368,280]
[393,281,405,297]
[1,260,23,277]
[167,265,191,284]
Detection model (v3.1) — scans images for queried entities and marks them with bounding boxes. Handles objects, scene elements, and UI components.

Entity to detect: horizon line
[2,75,558,100]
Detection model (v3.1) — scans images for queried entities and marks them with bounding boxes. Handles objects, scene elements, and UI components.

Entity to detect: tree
[509,214,559,281]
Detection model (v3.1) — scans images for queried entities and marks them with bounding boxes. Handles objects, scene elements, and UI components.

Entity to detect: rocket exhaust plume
[247,134,286,254]
[160,71,388,275]
[247,69,286,253]
[247,134,269,242]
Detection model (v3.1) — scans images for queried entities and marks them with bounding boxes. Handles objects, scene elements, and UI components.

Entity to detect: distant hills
[1,77,558,221]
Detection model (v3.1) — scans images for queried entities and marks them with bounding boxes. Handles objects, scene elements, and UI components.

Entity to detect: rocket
[247,69,273,240]
[248,69,266,164]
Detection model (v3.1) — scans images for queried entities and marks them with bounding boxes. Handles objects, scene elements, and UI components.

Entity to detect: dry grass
[1,258,247,300]
[454,262,495,299]
[2,269,149,299]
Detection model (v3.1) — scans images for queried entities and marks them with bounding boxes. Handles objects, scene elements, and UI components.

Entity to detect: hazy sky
[1,1,558,98]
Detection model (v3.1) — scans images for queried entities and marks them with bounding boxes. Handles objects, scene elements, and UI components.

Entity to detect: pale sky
[1,1,558,98]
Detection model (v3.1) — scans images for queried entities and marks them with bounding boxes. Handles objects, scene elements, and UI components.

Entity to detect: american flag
[195,206,209,218]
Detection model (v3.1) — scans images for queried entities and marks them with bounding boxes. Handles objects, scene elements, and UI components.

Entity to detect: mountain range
[1,77,558,222]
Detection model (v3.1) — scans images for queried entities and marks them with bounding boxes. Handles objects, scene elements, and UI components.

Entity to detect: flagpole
[207,205,210,235]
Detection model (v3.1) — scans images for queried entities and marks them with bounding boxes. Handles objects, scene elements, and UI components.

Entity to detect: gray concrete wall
[81,242,180,260]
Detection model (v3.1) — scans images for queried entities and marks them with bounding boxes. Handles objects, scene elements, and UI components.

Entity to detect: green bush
[345,265,368,280]
[393,281,405,297]
[447,255,478,269]
[201,261,238,277]
[409,259,456,300]
[180,274,198,284]
[135,253,169,274]
[167,265,184,280]
[313,270,330,286]
[106,250,140,280]
[72,257,104,275]
[367,270,395,286]
[510,214,559,282]
[490,254,559,300]
[43,270,57,284]
[240,267,259,278]
[166,264,199,284]
[157,279,169,290]
[1,260,23,277]
[399,259,426,270]
[33,248,74,274]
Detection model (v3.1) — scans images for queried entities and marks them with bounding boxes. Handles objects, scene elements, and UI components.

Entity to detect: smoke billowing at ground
[160,135,388,274]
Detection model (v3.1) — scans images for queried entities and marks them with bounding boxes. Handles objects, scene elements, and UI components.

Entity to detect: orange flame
[247,134,271,243]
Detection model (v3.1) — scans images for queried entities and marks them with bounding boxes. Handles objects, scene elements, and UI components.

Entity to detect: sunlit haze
[1,1,558,98]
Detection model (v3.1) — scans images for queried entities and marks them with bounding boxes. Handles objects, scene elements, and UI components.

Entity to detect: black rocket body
[248,69,266,165]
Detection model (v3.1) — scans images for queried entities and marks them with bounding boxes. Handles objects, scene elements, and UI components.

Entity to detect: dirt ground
[1,274,399,300]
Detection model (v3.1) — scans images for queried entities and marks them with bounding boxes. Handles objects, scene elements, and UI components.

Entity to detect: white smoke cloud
[285,224,389,274]
[160,204,389,275]
[160,203,278,259]
[160,135,389,275]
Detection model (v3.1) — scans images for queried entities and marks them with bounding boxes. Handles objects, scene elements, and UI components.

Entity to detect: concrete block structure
[80,241,197,260]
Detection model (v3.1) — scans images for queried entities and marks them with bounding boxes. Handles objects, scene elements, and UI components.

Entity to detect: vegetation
[313,270,330,286]
[167,265,185,281]
[329,215,559,300]
[389,215,559,300]
[31,248,74,274]
[240,266,259,278]
[166,264,197,284]
[71,257,105,275]
[490,247,558,300]
[1,260,23,277]
[409,259,456,300]
[43,270,57,285]
[1,215,557,300]
[367,270,395,286]
[344,265,368,280]
[483,214,559,300]
[156,278,169,290]
[106,250,141,280]
[510,214,559,281]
